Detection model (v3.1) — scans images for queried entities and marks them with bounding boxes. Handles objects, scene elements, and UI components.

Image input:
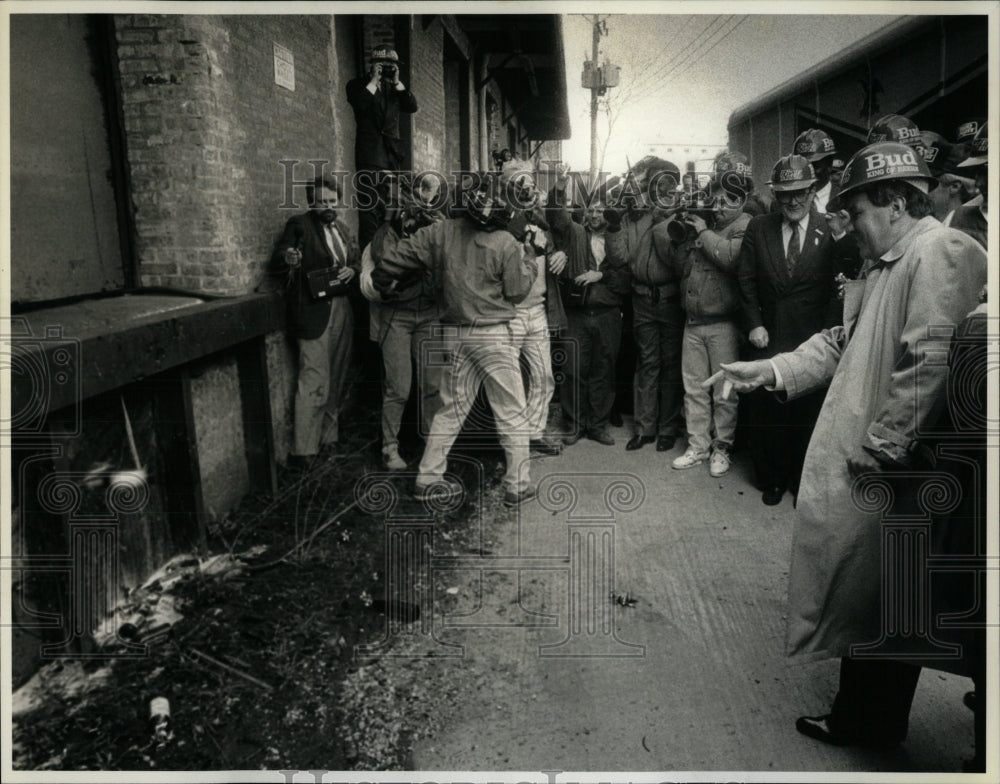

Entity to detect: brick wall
[409,18,445,174]
[115,14,347,296]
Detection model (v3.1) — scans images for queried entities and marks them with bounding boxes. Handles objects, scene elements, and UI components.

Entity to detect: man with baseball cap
[713,141,987,752]
[346,46,419,252]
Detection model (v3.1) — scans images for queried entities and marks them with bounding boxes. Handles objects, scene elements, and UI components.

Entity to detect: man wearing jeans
[372,174,539,507]
[670,179,749,476]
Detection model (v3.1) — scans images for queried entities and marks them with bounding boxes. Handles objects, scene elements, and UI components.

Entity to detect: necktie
[327,224,345,265]
[786,221,800,275]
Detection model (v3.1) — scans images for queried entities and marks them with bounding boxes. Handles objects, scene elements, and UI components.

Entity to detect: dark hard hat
[793,129,837,162]
[837,141,936,201]
[767,154,817,192]
[955,118,985,145]
[867,114,923,148]
[957,122,987,168]
[919,131,952,177]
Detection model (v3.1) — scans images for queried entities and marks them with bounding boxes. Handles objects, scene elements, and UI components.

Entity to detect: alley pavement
[402,417,978,775]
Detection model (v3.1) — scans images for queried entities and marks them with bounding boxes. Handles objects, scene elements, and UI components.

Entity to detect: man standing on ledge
[708,142,987,751]
[346,46,418,252]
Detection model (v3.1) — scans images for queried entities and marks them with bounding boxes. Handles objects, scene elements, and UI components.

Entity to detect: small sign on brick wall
[273,43,295,91]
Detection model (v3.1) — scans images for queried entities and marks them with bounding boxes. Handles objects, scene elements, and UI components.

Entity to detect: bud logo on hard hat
[780,168,806,181]
[798,141,817,153]
[922,145,939,163]
[970,137,987,154]
[821,138,835,152]
[863,149,920,179]
[958,121,979,140]
[869,133,888,143]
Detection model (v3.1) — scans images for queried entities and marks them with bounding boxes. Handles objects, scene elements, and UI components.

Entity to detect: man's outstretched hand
[702,360,777,399]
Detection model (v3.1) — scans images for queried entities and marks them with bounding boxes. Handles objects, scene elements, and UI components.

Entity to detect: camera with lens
[666,207,715,244]
[379,63,397,81]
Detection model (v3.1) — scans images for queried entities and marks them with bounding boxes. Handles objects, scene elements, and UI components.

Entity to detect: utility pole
[589,16,602,187]
[580,15,616,188]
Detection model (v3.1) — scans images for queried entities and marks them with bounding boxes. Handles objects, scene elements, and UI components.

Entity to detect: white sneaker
[382,445,407,471]
[709,450,731,477]
[672,449,709,470]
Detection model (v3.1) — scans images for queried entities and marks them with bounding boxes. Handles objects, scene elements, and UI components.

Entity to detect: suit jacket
[346,77,418,170]
[737,210,840,357]
[272,211,361,340]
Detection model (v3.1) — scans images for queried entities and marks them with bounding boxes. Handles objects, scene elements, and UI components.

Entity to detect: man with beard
[547,166,630,446]
[712,141,987,751]
[273,173,360,470]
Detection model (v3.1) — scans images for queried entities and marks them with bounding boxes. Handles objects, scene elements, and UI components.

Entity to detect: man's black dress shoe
[656,435,676,452]
[762,486,784,506]
[795,715,849,746]
[625,435,655,451]
[796,714,901,749]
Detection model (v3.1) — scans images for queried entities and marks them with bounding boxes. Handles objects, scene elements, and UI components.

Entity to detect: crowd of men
[271,46,989,772]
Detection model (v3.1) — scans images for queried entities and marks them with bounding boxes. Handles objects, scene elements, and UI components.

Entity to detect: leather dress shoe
[625,435,655,451]
[762,486,785,506]
[795,715,849,747]
[586,428,615,446]
[563,430,582,446]
[796,714,901,749]
[656,435,676,452]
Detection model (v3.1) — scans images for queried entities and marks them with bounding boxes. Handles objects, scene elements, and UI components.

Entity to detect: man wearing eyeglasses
[735,155,843,506]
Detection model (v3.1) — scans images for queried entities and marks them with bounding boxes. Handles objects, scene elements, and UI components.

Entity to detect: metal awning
[455,14,571,140]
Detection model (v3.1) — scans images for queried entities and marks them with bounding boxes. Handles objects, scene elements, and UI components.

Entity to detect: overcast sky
[559,12,901,175]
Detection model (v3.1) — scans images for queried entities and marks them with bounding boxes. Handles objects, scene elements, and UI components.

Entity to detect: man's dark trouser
[631,292,684,438]
[828,657,921,745]
[561,306,621,432]
[355,168,386,253]
[747,387,824,493]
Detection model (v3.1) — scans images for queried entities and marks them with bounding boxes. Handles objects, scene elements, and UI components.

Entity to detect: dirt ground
[11,408,509,772]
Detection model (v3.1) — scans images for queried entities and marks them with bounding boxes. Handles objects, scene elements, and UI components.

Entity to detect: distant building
[727,15,987,193]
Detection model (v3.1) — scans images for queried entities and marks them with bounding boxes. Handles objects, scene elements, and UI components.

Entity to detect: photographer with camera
[359,173,445,471]
[346,46,418,252]
[272,173,360,471]
[606,157,685,453]
[668,177,749,476]
[499,159,569,457]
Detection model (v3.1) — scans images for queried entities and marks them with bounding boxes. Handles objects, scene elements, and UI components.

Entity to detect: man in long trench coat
[710,141,987,750]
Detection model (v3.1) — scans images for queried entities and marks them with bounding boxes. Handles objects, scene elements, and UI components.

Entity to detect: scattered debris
[610,591,637,608]
[187,648,274,692]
